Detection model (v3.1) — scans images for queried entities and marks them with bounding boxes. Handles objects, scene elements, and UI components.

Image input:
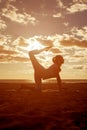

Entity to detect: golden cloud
[0,55,29,62]
[0,19,7,30]
[0,43,29,62]
[57,0,65,8]
[71,26,87,40]
[0,48,17,55]
[53,13,62,18]
[0,45,4,50]
[37,38,53,47]
[50,48,62,53]
[12,36,28,46]
[67,3,87,13]
[73,65,84,69]
[2,4,38,25]
[60,38,87,47]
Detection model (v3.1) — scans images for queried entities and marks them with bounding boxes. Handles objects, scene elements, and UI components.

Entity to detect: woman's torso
[42,64,61,79]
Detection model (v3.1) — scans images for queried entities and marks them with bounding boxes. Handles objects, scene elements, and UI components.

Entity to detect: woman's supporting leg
[34,72,42,91]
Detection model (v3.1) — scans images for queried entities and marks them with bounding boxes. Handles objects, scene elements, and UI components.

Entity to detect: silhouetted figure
[29,46,64,92]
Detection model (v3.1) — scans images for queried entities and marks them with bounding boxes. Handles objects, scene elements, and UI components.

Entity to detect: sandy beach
[0,81,87,130]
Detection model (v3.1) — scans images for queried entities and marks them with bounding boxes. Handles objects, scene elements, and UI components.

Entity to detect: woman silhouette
[29,46,64,92]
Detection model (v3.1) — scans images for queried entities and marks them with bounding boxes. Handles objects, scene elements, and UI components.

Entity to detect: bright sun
[27,40,44,51]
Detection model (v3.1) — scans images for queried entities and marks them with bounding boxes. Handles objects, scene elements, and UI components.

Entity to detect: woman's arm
[29,46,51,55]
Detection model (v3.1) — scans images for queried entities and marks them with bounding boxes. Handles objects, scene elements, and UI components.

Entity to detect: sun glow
[27,39,52,64]
[27,40,44,51]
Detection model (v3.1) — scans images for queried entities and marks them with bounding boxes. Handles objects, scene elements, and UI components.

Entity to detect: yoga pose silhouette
[29,46,64,92]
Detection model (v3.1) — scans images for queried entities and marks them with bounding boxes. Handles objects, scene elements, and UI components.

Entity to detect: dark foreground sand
[0,82,87,130]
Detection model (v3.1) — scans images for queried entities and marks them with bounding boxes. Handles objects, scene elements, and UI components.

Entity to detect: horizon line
[0,79,87,83]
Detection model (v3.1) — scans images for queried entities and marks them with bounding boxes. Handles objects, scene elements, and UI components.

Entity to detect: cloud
[56,0,65,8]
[0,45,4,49]
[0,35,30,62]
[36,38,53,47]
[0,48,17,55]
[63,22,69,27]
[73,0,87,4]
[0,44,29,62]
[67,3,87,14]
[0,35,8,44]
[53,13,62,18]
[73,65,84,70]
[12,36,28,46]
[60,38,87,47]
[73,48,87,57]
[73,54,84,58]
[0,34,13,47]
[71,26,87,40]
[2,4,38,25]
[0,19,7,30]
[0,43,18,55]
[0,35,59,63]
[0,55,29,62]
[0,35,87,65]
[50,47,62,53]
[11,56,29,62]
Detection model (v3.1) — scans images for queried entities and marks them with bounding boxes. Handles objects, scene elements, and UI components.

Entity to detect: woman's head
[52,55,64,66]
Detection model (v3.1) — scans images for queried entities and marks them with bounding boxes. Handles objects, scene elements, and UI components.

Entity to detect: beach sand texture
[0,82,87,130]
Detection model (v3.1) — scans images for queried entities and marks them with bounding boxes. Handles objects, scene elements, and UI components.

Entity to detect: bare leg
[57,74,62,91]
[29,52,45,91]
[34,72,42,92]
[29,52,45,71]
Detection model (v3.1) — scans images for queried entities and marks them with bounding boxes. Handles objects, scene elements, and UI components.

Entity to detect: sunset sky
[0,0,87,80]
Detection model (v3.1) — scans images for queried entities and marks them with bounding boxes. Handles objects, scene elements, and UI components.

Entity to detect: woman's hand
[29,46,52,55]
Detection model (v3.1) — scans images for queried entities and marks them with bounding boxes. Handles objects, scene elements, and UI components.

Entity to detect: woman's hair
[52,55,64,66]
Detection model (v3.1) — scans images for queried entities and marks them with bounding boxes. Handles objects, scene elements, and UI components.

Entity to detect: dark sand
[0,82,87,130]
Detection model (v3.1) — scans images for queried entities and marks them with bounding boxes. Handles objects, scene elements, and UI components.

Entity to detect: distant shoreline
[0,79,87,83]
